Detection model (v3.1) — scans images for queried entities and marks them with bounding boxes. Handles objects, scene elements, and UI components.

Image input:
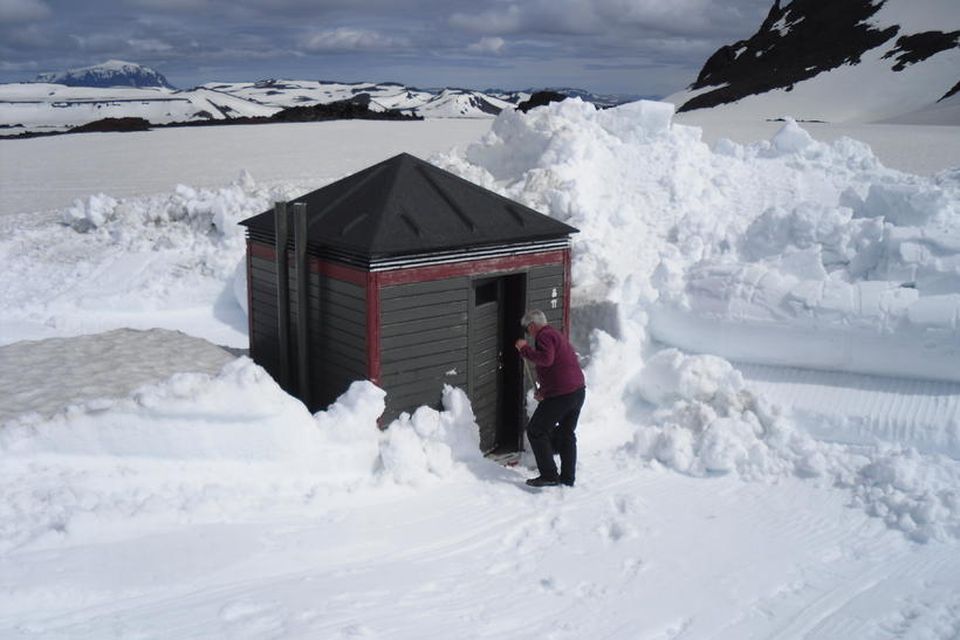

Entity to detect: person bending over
[515,309,586,488]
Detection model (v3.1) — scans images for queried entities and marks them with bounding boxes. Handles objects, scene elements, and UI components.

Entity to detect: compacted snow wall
[437,99,960,383]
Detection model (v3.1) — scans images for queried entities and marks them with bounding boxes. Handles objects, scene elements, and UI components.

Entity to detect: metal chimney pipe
[273,201,290,390]
[293,201,311,407]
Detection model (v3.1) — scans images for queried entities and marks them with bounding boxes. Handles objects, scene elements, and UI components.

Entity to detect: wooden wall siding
[249,253,367,410]
[249,255,282,386]
[379,277,470,421]
[307,268,368,410]
[526,264,565,329]
[469,299,501,451]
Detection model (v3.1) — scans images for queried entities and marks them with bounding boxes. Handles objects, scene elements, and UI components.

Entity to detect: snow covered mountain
[205,80,516,117]
[0,75,636,135]
[35,60,173,89]
[668,0,960,123]
[0,84,278,134]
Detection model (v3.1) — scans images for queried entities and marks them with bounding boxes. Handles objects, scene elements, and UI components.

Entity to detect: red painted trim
[246,241,254,349]
[366,271,381,387]
[563,248,572,337]
[377,250,566,286]
[249,241,275,261]
[311,257,367,287]
[248,241,367,287]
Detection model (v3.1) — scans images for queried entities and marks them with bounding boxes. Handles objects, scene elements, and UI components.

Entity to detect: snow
[0,119,492,219]
[2,101,960,637]
[0,79,510,134]
[676,110,960,176]
[0,120,491,347]
[884,91,960,126]
[665,0,960,125]
[0,83,279,133]
[0,328,235,422]
[437,101,960,384]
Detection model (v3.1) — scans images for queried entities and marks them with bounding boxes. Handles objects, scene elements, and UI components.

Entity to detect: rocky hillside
[669,0,960,123]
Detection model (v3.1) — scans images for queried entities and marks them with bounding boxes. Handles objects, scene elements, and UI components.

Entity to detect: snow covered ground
[0,119,492,219]
[675,111,960,177]
[2,102,960,639]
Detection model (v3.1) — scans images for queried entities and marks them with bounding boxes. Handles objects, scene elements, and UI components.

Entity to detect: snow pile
[0,358,488,551]
[379,386,484,485]
[625,348,794,478]
[0,170,299,346]
[846,446,960,543]
[0,358,364,464]
[60,169,269,280]
[440,103,960,383]
[610,346,960,541]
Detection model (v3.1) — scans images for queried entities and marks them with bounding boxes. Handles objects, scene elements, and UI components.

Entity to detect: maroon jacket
[519,325,585,398]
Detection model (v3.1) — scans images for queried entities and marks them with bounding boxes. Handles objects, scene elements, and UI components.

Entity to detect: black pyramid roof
[239,153,578,260]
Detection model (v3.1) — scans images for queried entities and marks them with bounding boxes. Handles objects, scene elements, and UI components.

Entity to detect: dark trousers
[526,387,585,483]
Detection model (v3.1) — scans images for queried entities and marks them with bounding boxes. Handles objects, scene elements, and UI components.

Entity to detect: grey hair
[521,309,548,328]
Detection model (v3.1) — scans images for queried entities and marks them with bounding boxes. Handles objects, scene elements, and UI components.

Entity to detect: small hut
[239,153,578,454]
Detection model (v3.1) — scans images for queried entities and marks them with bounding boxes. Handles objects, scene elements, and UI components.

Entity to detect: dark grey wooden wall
[250,247,567,430]
[248,250,367,411]
[307,272,367,410]
[249,253,283,381]
[526,264,565,328]
[379,277,470,422]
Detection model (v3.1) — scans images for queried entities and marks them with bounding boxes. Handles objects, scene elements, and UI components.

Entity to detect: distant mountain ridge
[668,0,960,123]
[4,61,641,135]
[35,60,173,89]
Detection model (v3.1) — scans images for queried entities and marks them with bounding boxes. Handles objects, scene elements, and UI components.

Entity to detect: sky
[0,0,773,97]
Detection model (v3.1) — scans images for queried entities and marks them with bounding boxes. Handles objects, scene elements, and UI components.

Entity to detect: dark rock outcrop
[269,98,419,122]
[516,91,567,113]
[940,80,960,102]
[883,30,960,71]
[680,0,900,112]
[70,117,152,133]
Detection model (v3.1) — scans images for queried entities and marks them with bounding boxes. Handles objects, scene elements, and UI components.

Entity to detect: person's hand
[515,338,528,350]
[534,389,544,401]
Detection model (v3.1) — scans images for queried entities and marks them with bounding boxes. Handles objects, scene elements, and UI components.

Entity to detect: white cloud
[449,0,764,39]
[449,6,522,35]
[70,33,129,53]
[124,0,210,9]
[127,38,174,53]
[0,0,50,23]
[304,27,408,52]
[467,36,506,55]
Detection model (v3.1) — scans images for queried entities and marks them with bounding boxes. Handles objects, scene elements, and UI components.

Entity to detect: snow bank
[58,169,267,287]
[0,358,488,551]
[0,170,301,347]
[0,358,368,464]
[0,328,235,422]
[612,346,960,541]
[379,386,484,485]
[437,96,960,538]
[440,104,960,383]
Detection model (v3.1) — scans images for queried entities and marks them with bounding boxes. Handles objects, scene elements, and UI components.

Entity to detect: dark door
[469,275,526,454]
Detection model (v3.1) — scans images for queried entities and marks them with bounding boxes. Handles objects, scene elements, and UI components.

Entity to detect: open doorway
[469,273,527,455]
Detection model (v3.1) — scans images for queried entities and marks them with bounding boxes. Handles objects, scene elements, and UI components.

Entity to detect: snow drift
[437,100,960,384]
[0,351,485,551]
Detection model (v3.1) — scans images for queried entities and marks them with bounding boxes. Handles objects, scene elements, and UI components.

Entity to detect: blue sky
[0,0,771,96]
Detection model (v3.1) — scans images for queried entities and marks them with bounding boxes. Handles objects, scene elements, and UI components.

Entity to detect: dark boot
[526,475,560,487]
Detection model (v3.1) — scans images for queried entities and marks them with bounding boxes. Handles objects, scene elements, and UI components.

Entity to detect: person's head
[520,309,548,338]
